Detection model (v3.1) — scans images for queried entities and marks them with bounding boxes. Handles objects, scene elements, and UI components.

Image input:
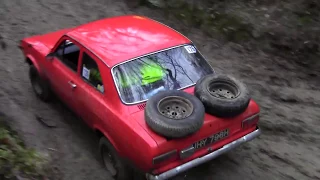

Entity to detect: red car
[19,15,261,180]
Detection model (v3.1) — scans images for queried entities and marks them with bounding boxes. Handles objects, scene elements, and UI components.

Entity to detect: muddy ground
[0,0,319,180]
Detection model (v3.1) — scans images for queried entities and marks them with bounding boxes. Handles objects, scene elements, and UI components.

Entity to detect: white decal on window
[82,66,90,80]
[184,45,197,53]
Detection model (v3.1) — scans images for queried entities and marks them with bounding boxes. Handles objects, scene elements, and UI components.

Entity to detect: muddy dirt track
[0,0,319,180]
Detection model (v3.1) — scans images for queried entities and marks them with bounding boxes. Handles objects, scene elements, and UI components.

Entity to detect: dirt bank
[0,0,319,180]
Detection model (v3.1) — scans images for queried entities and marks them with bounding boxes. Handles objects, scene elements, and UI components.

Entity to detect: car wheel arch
[26,57,33,65]
[94,128,122,155]
[26,55,42,75]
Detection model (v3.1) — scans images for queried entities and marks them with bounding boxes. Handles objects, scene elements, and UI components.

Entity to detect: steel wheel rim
[157,96,193,120]
[208,81,240,99]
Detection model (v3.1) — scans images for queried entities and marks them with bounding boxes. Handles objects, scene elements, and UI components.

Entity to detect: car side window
[54,40,80,72]
[81,52,104,93]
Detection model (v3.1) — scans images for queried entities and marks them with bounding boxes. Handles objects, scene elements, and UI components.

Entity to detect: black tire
[29,65,52,102]
[99,137,134,180]
[194,74,251,118]
[145,90,205,138]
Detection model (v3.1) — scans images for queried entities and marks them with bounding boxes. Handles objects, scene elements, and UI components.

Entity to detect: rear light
[242,113,259,129]
[152,150,177,164]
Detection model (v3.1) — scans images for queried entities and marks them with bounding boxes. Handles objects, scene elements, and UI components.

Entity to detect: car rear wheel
[99,137,135,180]
[194,74,251,117]
[145,90,205,138]
[29,65,52,102]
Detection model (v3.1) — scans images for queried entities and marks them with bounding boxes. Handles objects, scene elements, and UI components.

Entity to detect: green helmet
[140,61,165,85]
[119,60,165,87]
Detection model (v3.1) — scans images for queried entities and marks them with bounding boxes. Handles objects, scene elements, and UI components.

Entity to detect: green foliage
[201,11,253,41]
[0,124,46,179]
[143,0,253,42]
[138,0,319,66]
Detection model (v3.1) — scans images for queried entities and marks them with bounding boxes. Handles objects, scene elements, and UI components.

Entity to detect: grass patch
[0,120,47,179]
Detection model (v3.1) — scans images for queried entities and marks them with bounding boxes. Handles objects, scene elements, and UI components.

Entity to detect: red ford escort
[19,15,261,180]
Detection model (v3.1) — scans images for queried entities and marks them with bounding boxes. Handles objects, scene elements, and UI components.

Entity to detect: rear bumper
[146,127,261,180]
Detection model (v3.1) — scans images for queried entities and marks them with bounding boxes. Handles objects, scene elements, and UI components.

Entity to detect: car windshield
[112,44,214,104]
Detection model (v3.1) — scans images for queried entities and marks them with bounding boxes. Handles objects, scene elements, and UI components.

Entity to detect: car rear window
[112,44,214,104]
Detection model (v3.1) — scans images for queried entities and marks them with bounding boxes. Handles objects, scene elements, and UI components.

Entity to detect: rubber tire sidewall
[145,90,205,139]
[99,137,134,180]
[29,65,51,102]
[194,74,251,118]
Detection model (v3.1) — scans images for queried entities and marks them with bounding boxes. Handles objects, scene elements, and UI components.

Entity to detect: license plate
[193,129,229,149]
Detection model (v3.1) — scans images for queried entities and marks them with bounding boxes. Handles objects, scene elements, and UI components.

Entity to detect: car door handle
[68,81,77,89]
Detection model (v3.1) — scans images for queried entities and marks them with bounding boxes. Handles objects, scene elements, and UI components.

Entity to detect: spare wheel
[145,90,205,139]
[194,74,251,118]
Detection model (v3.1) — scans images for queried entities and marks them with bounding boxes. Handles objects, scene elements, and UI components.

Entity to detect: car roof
[66,15,191,67]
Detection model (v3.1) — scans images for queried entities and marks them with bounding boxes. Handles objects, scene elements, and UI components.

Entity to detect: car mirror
[46,52,55,61]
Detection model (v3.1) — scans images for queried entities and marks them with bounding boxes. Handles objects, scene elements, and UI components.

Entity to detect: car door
[73,49,107,128]
[46,38,82,110]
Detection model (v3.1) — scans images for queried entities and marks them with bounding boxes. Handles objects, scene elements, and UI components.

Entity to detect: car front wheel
[29,65,52,101]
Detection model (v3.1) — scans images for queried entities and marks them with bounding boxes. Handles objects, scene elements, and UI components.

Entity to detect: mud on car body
[19,15,261,180]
